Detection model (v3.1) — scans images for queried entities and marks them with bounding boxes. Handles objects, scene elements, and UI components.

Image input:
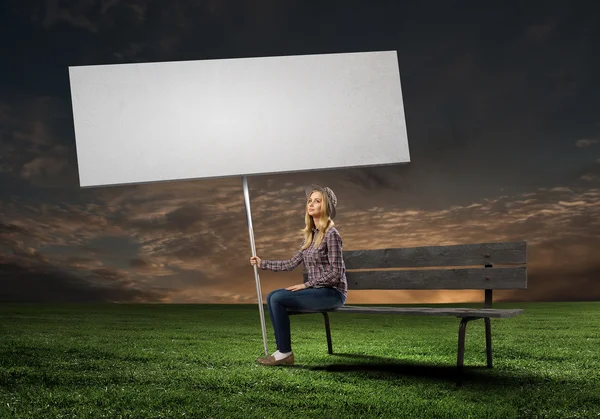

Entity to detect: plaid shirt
[260,227,348,300]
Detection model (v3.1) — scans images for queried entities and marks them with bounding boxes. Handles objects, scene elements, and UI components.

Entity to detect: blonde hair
[300,190,335,250]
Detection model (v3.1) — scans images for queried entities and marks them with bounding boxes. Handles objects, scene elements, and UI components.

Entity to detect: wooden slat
[289,306,524,318]
[303,267,527,290]
[345,267,527,290]
[343,241,526,269]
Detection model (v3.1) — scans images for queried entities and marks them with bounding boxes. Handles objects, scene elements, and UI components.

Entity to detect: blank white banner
[69,50,410,188]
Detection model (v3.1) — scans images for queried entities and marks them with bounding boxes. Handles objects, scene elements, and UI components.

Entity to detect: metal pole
[242,176,269,356]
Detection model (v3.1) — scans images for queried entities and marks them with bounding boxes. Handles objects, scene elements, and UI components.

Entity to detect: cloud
[89,267,126,281]
[42,0,99,32]
[129,258,148,268]
[0,217,166,303]
[5,169,600,303]
[63,256,104,269]
[3,151,600,304]
[576,139,599,148]
[101,0,122,14]
[581,174,600,182]
[0,262,163,303]
[501,261,600,303]
[571,159,600,184]
[160,285,259,304]
[20,156,72,187]
[0,96,78,188]
[525,22,556,43]
[0,222,28,235]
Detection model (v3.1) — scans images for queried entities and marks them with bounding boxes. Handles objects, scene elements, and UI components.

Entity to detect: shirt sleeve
[305,230,343,288]
[259,248,304,272]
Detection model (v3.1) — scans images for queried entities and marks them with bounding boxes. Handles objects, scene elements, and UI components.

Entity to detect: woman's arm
[260,248,304,272]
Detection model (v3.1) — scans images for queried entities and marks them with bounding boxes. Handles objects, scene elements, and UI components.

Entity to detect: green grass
[0,302,598,418]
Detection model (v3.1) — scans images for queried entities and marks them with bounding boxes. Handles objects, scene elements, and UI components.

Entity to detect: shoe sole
[256,354,294,366]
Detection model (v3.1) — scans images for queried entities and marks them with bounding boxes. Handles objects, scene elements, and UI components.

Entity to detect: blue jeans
[266,287,346,353]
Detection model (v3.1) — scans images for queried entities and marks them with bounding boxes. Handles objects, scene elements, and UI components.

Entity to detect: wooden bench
[289,241,527,377]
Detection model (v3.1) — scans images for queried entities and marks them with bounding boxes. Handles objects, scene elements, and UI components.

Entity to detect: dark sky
[1,0,599,304]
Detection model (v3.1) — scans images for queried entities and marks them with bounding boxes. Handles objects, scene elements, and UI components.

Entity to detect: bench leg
[485,317,493,368]
[457,317,471,373]
[457,316,493,383]
[322,312,333,354]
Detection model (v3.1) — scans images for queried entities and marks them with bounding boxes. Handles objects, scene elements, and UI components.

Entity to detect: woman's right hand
[249,256,262,267]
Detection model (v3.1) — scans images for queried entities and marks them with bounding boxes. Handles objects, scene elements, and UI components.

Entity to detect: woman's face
[307,191,324,218]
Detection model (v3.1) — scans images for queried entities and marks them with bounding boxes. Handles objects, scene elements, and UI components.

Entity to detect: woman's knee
[267,288,286,305]
[269,288,291,305]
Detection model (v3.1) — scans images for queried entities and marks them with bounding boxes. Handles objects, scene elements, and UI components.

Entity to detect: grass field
[0,302,598,418]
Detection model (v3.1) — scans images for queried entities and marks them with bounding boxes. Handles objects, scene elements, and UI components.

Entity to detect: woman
[249,185,347,366]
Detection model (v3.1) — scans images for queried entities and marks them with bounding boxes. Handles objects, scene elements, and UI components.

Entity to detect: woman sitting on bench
[250,185,348,366]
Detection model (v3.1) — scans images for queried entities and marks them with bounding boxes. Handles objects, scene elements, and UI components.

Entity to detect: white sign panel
[69,50,410,187]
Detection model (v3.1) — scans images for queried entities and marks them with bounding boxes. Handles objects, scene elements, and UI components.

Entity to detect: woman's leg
[268,287,345,353]
[266,288,285,351]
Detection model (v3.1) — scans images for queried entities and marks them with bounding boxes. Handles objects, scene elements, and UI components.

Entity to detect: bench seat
[289,306,524,318]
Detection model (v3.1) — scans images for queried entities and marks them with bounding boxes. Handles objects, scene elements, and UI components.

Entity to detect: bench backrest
[302,241,527,291]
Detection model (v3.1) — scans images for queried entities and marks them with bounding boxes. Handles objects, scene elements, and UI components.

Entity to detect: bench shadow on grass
[289,353,533,387]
